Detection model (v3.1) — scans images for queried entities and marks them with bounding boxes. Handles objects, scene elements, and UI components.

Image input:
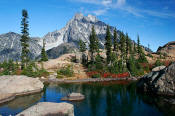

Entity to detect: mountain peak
[87,14,97,22]
[74,13,84,20]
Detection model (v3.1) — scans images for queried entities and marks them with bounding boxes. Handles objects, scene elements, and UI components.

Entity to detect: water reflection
[0,81,175,116]
[0,93,43,116]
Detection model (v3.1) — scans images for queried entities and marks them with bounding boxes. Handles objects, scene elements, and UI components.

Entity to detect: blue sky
[0,0,175,51]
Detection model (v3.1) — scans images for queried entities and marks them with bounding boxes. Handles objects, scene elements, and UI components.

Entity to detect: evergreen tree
[41,39,48,61]
[137,35,141,54]
[20,9,30,69]
[137,35,148,63]
[119,32,126,72]
[105,26,112,64]
[89,25,99,61]
[79,39,86,52]
[133,43,137,55]
[113,28,118,52]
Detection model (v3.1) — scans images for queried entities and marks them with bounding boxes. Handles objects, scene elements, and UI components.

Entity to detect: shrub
[147,54,153,58]
[21,62,49,77]
[57,65,74,77]
[92,73,101,78]
[153,59,164,68]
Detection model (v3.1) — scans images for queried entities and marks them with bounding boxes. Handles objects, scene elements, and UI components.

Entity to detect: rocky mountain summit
[41,13,115,51]
[157,41,175,57]
[137,62,175,96]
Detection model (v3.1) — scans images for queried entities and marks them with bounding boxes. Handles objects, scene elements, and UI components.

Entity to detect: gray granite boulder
[0,75,44,104]
[61,93,85,101]
[152,65,166,72]
[137,62,175,96]
[17,102,74,116]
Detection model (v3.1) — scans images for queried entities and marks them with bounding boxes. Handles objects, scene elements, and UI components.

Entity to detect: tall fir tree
[137,35,148,63]
[137,35,141,54]
[113,28,118,52]
[105,26,112,64]
[119,32,126,72]
[79,39,86,53]
[20,9,30,69]
[89,25,99,61]
[41,39,48,61]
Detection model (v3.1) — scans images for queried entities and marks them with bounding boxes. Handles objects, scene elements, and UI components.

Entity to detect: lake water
[0,81,175,116]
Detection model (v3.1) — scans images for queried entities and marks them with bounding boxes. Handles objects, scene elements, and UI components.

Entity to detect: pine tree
[105,26,112,64]
[89,25,99,61]
[113,28,118,52]
[79,39,86,52]
[41,39,48,61]
[20,9,30,69]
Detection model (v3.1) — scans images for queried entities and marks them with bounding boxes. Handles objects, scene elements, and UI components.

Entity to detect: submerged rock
[17,102,74,116]
[61,93,85,101]
[137,62,175,96]
[0,75,44,104]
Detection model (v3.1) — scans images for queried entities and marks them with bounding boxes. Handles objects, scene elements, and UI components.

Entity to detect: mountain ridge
[0,13,150,62]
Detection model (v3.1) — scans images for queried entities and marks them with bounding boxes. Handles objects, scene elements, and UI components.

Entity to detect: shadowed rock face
[137,62,175,96]
[157,41,175,57]
[17,102,74,116]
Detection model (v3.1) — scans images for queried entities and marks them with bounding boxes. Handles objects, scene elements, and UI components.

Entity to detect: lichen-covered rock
[0,75,44,104]
[17,102,74,116]
[137,62,175,96]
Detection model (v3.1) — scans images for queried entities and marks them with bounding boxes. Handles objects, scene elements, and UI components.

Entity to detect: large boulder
[137,62,175,96]
[17,102,74,116]
[152,65,166,72]
[0,75,44,104]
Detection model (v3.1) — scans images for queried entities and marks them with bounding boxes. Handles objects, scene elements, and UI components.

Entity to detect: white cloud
[93,9,108,16]
[70,0,175,18]
[116,0,126,7]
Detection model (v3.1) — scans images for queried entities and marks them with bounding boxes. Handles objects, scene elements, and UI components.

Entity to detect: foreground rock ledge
[137,62,175,96]
[17,102,74,116]
[0,75,44,104]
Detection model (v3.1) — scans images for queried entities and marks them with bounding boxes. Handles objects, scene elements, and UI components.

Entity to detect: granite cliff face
[41,13,116,51]
[157,41,175,57]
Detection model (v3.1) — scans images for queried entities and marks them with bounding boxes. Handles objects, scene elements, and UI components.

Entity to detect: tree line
[79,25,148,76]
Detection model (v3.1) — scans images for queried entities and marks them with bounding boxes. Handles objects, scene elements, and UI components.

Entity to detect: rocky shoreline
[137,62,175,96]
[41,76,139,84]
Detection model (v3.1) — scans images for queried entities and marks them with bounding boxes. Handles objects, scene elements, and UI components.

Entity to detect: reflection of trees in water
[6,93,43,110]
[53,82,138,116]
[104,83,137,116]
[47,82,174,116]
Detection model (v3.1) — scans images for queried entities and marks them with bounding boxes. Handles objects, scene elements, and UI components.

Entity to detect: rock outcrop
[157,41,175,57]
[61,93,85,101]
[0,75,44,104]
[17,102,74,116]
[137,62,175,96]
[152,66,166,72]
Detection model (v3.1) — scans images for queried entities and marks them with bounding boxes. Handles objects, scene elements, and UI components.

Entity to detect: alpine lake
[0,81,175,116]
